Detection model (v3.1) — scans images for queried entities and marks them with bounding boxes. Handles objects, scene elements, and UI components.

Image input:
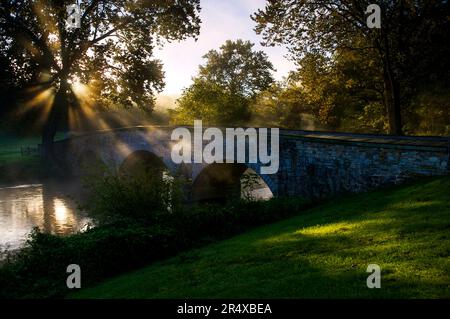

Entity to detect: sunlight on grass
[296,221,361,236]
[260,218,390,244]
[388,200,441,210]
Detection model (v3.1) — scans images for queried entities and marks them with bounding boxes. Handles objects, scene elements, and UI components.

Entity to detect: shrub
[82,168,184,225]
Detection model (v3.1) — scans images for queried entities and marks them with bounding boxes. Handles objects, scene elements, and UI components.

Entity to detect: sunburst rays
[13,2,143,149]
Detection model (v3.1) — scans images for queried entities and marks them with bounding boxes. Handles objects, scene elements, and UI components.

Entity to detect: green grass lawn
[0,132,68,183]
[0,134,41,183]
[71,177,450,299]
[0,135,39,163]
[0,132,67,164]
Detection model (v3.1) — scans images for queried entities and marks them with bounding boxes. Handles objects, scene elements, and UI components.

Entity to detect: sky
[153,0,296,97]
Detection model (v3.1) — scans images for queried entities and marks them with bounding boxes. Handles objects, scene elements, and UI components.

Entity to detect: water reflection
[0,181,91,250]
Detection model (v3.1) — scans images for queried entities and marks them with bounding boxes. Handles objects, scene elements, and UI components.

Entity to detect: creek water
[0,179,91,251]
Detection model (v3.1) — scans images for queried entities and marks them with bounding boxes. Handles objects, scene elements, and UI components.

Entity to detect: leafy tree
[252,45,385,132]
[294,46,385,132]
[198,39,274,98]
[252,0,450,135]
[171,79,251,125]
[172,39,275,125]
[0,0,201,161]
[251,81,308,129]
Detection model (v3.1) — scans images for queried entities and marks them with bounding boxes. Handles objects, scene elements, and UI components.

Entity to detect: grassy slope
[72,177,450,299]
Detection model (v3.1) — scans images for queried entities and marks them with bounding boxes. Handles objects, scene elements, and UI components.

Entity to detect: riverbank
[0,133,93,252]
[0,191,309,298]
[72,176,450,299]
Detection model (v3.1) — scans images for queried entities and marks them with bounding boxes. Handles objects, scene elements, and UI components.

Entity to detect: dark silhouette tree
[0,0,201,162]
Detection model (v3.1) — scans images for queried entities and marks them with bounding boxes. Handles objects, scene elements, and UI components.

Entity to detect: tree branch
[0,11,60,72]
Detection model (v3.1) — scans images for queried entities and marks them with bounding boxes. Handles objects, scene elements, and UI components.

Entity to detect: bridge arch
[76,150,107,175]
[119,150,168,178]
[191,163,274,202]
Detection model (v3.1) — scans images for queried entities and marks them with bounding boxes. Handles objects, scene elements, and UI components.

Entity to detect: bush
[82,168,184,225]
[0,224,180,298]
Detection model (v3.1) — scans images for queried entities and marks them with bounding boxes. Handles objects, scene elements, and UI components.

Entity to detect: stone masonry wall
[276,137,449,198]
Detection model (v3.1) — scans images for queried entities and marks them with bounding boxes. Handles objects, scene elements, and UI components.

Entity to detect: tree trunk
[381,33,403,136]
[382,66,403,135]
[41,81,69,166]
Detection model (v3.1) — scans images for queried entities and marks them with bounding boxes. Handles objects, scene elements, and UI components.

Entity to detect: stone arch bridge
[52,126,450,201]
